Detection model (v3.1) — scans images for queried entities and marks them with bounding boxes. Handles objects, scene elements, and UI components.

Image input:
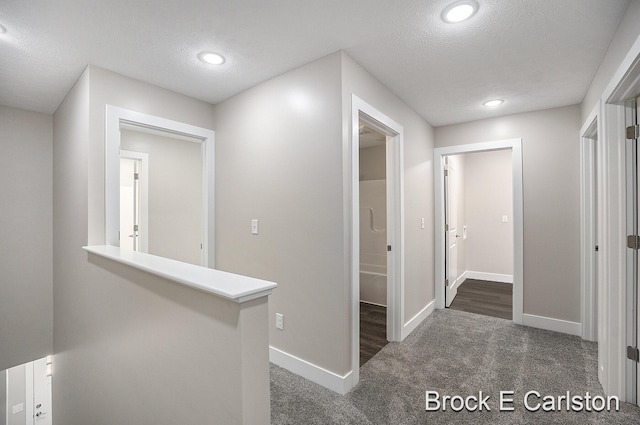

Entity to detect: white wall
[581,0,640,122]
[463,150,513,278]
[0,106,53,372]
[435,105,581,322]
[214,52,349,374]
[121,129,203,265]
[53,66,270,425]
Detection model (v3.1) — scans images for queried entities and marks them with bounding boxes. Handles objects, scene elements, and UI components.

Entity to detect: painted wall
[435,105,581,322]
[0,106,53,372]
[359,145,386,181]
[53,66,270,425]
[121,130,203,265]
[213,52,349,374]
[581,0,640,122]
[463,150,513,277]
[6,364,25,425]
[341,52,436,328]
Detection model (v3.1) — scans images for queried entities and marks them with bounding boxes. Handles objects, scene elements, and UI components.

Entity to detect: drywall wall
[6,364,25,425]
[0,105,53,372]
[359,145,386,181]
[341,52,435,327]
[463,150,513,277]
[435,105,581,322]
[121,129,203,265]
[53,66,270,425]
[581,0,640,122]
[213,52,349,374]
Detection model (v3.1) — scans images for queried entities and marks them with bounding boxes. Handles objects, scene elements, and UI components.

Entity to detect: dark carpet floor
[271,309,640,424]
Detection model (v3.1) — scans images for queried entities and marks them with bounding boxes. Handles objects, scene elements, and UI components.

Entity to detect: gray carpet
[271,309,640,424]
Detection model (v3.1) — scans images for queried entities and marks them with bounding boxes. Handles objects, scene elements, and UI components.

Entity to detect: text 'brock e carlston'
[425,391,620,413]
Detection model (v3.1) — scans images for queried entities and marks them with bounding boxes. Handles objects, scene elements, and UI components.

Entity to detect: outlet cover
[275,313,284,330]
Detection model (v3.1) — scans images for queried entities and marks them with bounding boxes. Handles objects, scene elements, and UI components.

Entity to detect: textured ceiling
[0,0,630,126]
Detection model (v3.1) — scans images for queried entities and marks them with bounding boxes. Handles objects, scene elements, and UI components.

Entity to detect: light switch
[12,403,24,414]
[251,219,259,235]
[502,215,509,223]
[420,217,425,229]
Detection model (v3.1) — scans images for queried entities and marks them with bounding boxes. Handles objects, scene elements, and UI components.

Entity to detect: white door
[120,157,139,251]
[445,158,459,307]
[31,359,51,425]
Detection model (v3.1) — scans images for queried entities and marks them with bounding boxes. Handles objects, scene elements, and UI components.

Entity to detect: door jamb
[434,139,524,325]
[350,94,404,390]
[120,150,150,254]
[580,106,599,342]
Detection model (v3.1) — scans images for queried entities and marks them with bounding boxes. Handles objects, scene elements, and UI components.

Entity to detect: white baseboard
[401,299,435,340]
[522,313,582,337]
[269,346,352,395]
[466,271,513,284]
[451,271,467,290]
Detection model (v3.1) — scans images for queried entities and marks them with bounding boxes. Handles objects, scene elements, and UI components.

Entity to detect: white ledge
[83,245,276,303]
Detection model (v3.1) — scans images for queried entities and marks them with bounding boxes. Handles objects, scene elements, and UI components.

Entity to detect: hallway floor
[360,302,388,366]
[449,279,512,320]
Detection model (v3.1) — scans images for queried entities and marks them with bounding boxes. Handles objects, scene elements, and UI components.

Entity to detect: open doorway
[443,150,514,320]
[3,357,52,425]
[358,123,388,365]
[434,139,524,325]
[350,95,404,389]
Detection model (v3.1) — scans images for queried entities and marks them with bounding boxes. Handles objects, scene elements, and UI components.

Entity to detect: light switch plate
[251,219,259,235]
[12,403,24,414]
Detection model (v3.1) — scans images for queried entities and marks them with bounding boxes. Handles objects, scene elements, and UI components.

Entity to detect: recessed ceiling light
[441,0,479,23]
[198,52,225,65]
[483,99,504,107]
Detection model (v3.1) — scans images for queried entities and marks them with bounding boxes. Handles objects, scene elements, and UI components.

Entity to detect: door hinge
[627,124,639,140]
[134,172,139,180]
[445,279,450,287]
[595,245,599,252]
[387,245,392,252]
[445,224,449,232]
[133,224,139,232]
[627,346,640,362]
[627,235,640,250]
[444,169,449,177]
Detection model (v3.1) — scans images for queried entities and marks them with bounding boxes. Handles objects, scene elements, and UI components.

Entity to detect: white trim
[350,95,405,390]
[105,105,216,268]
[25,361,34,425]
[465,271,513,284]
[119,150,149,253]
[401,300,435,339]
[522,313,582,337]
[269,346,353,395]
[451,270,468,289]
[434,139,524,325]
[579,104,600,342]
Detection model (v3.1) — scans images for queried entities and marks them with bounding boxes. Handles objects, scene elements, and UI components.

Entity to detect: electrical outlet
[251,219,259,235]
[275,313,284,330]
[502,215,508,223]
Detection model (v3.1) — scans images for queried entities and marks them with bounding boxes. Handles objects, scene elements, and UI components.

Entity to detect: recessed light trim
[198,52,225,65]
[483,99,504,107]
[441,0,479,23]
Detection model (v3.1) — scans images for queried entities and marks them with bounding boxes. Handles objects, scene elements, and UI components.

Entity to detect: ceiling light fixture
[198,52,225,65]
[483,99,504,107]
[441,0,479,23]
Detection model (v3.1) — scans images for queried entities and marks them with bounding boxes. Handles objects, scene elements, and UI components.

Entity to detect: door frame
[434,139,524,324]
[120,150,149,253]
[580,107,600,342]
[596,33,640,403]
[350,94,404,389]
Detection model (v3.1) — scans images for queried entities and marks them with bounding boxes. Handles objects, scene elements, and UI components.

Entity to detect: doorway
[350,95,404,389]
[358,122,388,365]
[3,357,52,425]
[434,139,524,324]
[443,150,514,319]
[120,151,149,253]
